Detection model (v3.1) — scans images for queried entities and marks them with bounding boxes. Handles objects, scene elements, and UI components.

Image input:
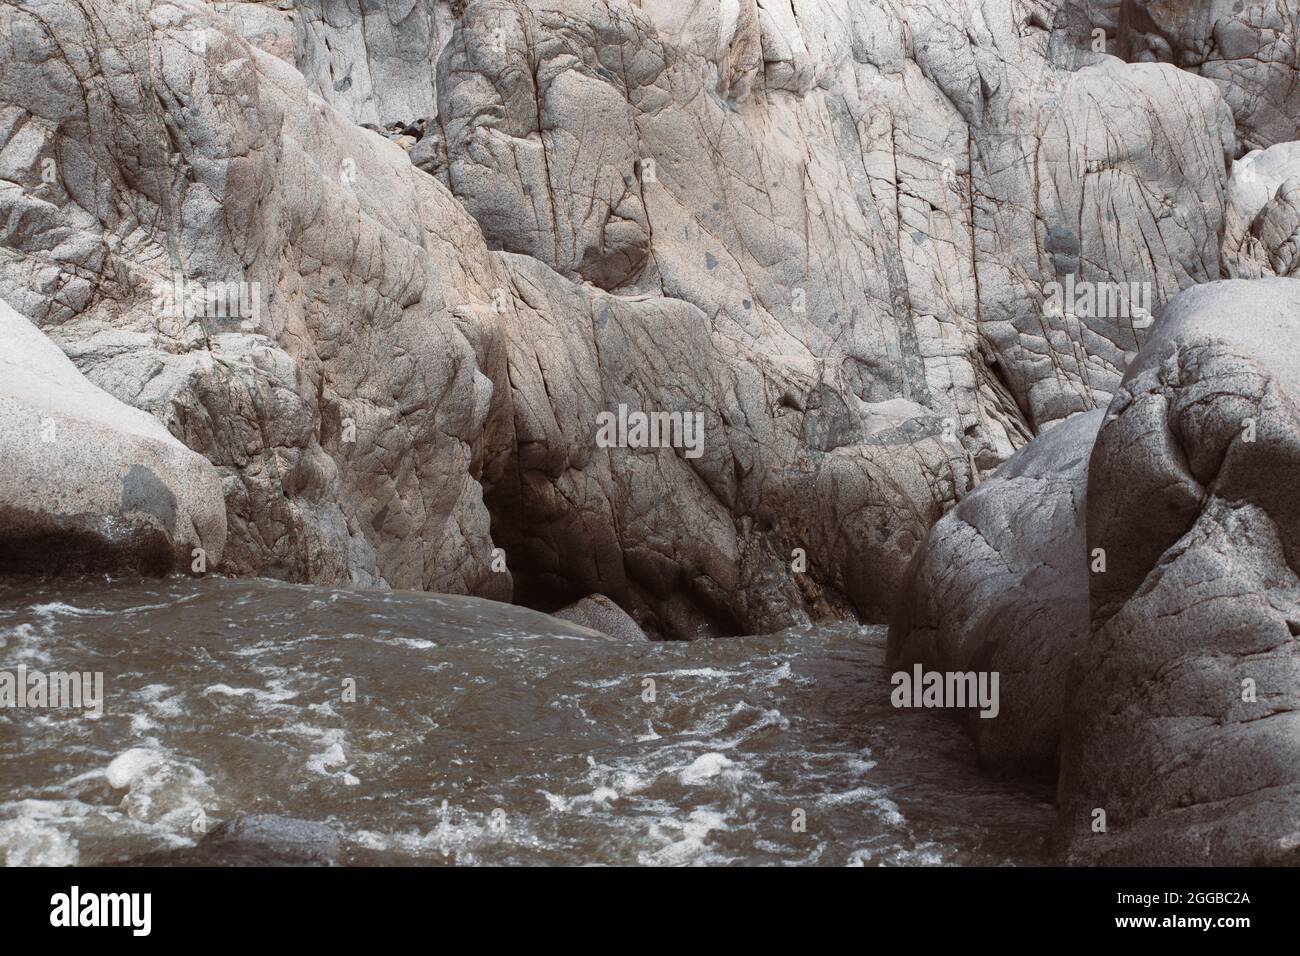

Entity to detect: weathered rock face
[889,409,1101,777]
[1061,278,1300,866]
[1118,0,1300,155]
[437,0,1232,434]
[0,300,226,574]
[0,0,1238,636]
[486,250,964,637]
[0,0,512,596]
[292,0,452,127]
[1224,141,1300,278]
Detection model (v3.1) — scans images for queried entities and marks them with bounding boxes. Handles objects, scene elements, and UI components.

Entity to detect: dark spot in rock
[121,465,177,535]
[371,503,389,532]
[1045,225,1081,258]
[0,505,173,576]
[705,252,717,270]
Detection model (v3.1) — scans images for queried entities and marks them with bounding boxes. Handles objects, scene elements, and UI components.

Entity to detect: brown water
[0,576,1055,866]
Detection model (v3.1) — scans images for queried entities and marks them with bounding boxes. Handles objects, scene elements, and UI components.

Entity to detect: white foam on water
[202,681,298,706]
[0,622,53,665]
[847,840,951,867]
[103,746,216,827]
[371,636,437,650]
[298,727,360,786]
[640,808,733,866]
[30,601,111,618]
[106,747,164,788]
[679,752,736,785]
[0,801,81,866]
[0,794,196,867]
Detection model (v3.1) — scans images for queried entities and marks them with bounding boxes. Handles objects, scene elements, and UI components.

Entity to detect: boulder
[1223,141,1300,278]
[552,593,650,642]
[1061,278,1300,865]
[889,409,1101,776]
[0,299,225,574]
[1118,0,1300,154]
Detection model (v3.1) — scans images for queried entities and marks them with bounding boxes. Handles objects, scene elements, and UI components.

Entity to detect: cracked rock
[0,299,226,575]
[1061,277,1300,866]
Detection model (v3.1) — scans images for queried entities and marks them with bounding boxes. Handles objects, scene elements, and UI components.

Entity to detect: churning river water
[0,577,1055,866]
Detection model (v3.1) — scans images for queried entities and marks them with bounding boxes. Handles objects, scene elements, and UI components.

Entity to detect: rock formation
[889,408,1100,777]
[1225,141,1300,279]
[0,0,1238,639]
[1061,278,1300,866]
[1118,0,1300,155]
[0,299,226,574]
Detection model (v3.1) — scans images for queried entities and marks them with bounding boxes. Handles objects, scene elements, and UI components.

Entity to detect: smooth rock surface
[0,299,226,574]
[889,409,1101,776]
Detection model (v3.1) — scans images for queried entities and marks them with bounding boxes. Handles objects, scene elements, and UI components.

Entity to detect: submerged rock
[1061,278,1300,865]
[122,815,341,867]
[0,300,226,575]
[889,410,1100,777]
[201,814,342,865]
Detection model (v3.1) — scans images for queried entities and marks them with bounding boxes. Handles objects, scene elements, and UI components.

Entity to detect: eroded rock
[0,299,226,575]
[1118,0,1300,154]
[889,409,1100,776]
[0,0,1242,639]
[1061,278,1300,866]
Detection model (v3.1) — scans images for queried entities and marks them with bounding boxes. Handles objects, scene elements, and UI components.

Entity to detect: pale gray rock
[215,1,298,63]
[122,814,342,866]
[201,813,340,864]
[0,0,510,598]
[291,0,449,128]
[1223,141,1300,278]
[0,299,226,574]
[0,0,1244,639]
[889,409,1101,776]
[436,0,1231,439]
[1118,0,1300,154]
[1255,177,1300,278]
[1061,277,1300,866]
[553,593,649,642]
[485,251,968,637]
